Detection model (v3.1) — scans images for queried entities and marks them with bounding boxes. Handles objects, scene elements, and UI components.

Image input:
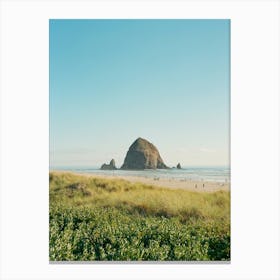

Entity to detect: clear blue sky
[50,19,230,168]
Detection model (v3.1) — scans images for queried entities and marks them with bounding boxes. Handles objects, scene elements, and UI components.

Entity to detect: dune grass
[49,172,230,261]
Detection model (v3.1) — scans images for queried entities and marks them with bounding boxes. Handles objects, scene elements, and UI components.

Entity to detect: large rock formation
[100,159,117,170]
[121,137,168,170]
[176,163,182,169]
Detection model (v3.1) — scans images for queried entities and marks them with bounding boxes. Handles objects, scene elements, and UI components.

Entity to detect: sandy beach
[61,171,230,192]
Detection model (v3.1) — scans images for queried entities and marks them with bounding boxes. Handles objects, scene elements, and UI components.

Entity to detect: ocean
[50,166,230,183]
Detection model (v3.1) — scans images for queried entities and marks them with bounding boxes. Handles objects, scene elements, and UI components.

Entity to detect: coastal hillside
[49,172,230,261]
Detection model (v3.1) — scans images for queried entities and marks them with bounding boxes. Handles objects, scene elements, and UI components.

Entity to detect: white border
[0,0,279,279]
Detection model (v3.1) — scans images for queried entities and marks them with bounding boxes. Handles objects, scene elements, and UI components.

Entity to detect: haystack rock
[100,159,117,170]
[177,163,182,169]
[121,137,168,170]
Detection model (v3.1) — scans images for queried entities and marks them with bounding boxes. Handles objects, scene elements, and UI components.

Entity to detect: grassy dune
[49,172,230,261]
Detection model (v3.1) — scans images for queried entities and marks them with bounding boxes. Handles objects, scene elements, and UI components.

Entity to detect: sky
[49,19,230,168]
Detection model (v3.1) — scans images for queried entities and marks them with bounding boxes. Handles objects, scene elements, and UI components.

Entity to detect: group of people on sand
[195,183,205,188]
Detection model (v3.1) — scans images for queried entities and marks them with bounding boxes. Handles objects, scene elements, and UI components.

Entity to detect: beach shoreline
[51,171,230,192]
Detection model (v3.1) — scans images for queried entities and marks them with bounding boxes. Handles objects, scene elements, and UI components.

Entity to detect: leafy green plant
[49,172,230,261]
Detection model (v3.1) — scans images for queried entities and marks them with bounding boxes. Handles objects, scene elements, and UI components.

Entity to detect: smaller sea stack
[176,163,182,169]
[100,159,117,170]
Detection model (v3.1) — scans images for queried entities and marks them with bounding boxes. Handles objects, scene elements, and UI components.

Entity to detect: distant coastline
[50,168,230,193]
[50,166,230,182]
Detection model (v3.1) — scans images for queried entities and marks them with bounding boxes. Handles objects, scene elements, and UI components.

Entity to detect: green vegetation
[49,172,230,261]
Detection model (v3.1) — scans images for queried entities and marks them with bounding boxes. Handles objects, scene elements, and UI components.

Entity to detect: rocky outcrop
[176,163,182,169]
[121,137,168,170]
[100,159,117,170]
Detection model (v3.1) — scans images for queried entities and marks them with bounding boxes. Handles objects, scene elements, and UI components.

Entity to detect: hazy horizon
[50,19,230,168]
[50,163,230,169]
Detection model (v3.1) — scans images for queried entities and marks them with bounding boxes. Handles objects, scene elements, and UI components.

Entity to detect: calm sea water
[51,166,230,183]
